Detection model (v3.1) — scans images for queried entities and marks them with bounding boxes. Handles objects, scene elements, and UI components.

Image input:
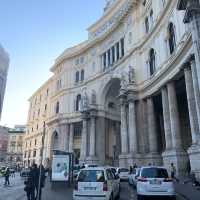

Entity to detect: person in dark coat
[29,164,39,199]
[4,167,10,186]
[36,164,46,200]
[24,175,35,200]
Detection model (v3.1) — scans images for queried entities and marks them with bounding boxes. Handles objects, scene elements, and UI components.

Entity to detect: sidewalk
[175,177,200,200]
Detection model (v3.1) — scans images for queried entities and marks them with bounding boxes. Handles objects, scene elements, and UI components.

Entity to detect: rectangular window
[116,43,120,60]
[112,46,115,63]
[33,150,36,157]
[107,49,111,66]
[121,38,125,57]
[103,53,106,70]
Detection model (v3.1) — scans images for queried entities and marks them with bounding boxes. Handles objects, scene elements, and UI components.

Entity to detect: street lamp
[37,121,46,200]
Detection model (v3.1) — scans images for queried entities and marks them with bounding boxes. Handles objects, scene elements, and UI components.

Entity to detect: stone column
[184,66,200,144]
[120,94,128,154]
[147,97,158,153]
[69,123,74,152]
[80,113,88,163]
[190,12,200,89]
[127,92,138,154]
[190,56,200,139]
[115,44,118,61]
[106,51,109,68]
[89,116,96,156]
[60,124,69,152]
[161,87,172,150]
[119,41,122,58]
[167,82,182,149]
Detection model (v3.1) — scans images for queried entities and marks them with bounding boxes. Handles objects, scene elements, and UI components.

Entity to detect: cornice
[51,0,137,71]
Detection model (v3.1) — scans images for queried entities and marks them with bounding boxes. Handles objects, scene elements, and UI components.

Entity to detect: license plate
[150,180,161,185]
[84,187,97,190]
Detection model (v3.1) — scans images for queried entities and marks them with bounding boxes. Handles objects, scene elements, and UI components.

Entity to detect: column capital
[89,108,97,118]
[81,112,90,120]
[182,61,191,71]
[127,91,136,103]
[189,54,195,62]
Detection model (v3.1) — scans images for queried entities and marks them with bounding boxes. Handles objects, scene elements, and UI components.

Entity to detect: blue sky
[0,0,105,127]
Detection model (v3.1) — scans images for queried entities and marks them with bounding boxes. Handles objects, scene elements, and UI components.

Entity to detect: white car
[137,166,176,200]
[128,168,140,187]
[117,168,129,181]
[73,166,120,200]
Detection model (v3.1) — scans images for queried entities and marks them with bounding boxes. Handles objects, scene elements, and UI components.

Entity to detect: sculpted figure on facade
[81,88,89,111]
[120,72,128,90]
[128,65,135,84]
[91,90,97,105]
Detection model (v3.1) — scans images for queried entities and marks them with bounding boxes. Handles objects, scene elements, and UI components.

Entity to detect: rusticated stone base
[144,152,163,166]
[86,156,99,165]
[119,154,130,168]
[162,149,189,176]
[188,144,200,179]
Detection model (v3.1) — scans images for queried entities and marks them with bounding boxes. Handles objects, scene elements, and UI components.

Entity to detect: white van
[137,166,176,200]
[73,167,120,200]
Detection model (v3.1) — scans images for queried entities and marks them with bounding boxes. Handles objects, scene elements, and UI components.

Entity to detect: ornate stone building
[23,0,200,178]
[7,125,26,167]
[0,44,9,119]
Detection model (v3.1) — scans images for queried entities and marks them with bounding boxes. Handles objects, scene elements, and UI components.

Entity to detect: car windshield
[119,168,129,173]
[78,170,105,182]
[141,168,168,178]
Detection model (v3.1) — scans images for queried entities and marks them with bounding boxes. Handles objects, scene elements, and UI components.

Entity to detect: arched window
[76,94,81,111]
[168,22,176,54]
[145,17,149,33]
[149,48,156,75]
[81,70,84,81]
[56,101,59,114]
[75,71,79,83]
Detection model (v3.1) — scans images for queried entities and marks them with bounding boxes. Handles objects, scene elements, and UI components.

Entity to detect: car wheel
[170,196,176,200]
[137,195,144,200]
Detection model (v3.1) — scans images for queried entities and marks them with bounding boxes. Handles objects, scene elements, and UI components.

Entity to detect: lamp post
[37,121,46,200]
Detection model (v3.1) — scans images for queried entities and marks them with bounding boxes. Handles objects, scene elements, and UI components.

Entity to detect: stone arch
[51,129,59,151]
[98,76,121,166]
[99,74,122,107]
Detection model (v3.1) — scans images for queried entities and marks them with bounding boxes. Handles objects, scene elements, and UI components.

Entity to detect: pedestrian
[29,164,39,199]
[133,163,137,169]
[36,164,46,200]
[24,175,35,200]
[4,167,10,186]
[129,166,133,174]
[81,163,85,169]
[170,163,179,182]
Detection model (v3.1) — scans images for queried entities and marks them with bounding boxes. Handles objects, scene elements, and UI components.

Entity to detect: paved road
[0,173,26,200]
[0,175,188,200]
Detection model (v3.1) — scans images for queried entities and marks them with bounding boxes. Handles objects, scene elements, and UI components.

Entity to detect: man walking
[29,164,39,199]
[4,167,10,186]
[170,163,179,182]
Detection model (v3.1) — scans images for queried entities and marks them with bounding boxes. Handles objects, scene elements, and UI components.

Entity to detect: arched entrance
[102,78,121,166]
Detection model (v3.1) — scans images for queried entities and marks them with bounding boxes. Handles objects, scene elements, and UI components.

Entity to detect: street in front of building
[0,173,196,200]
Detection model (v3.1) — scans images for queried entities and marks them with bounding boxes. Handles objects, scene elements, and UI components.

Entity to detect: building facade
[0,126,9,162]
[7,125,26,167]
[24,0,200,178]
[0,44,9,120]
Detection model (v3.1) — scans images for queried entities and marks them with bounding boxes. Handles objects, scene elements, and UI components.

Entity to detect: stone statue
[128,65,135,84]
[120,73,128,90]
[81,88,89,111]
[91,90,97,105]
